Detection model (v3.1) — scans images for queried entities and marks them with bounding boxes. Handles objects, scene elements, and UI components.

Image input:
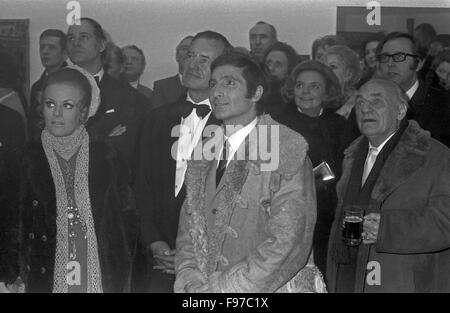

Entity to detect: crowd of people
[0,16,449,293]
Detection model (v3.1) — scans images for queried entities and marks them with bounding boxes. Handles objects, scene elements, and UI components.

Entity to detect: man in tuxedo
[67,17,146,291]
[137,31,231,292]
[377,32,450,147]
[152,35,193,108]
[29,29,68,137]
[122,45,154,102]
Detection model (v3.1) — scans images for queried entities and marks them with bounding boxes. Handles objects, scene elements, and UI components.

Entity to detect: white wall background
[1,0,449,89]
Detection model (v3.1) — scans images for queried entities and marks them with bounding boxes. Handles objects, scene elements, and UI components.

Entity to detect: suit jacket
[136,84,154,102]
[87,72,149,179]
[408,81,450,147]
[152,74,186,108]
[137,96,220,250]
[327,121,450,292]
[3,135,136,292]
[175,115,323,293]
[0,105,25,283]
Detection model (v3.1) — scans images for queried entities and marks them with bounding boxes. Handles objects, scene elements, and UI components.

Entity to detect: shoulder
[0,104,22,124]
[258,114,309,177]
[154,75,179,87]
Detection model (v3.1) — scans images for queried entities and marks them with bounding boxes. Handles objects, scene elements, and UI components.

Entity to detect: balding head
[355,78,408,146]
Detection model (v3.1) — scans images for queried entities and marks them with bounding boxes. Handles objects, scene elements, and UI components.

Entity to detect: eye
[295,82,303,89]
[63,102,75,109]
[209,80,216,88]
[45,101,55,108]
[310,83,321,90]
[224,79,235,86]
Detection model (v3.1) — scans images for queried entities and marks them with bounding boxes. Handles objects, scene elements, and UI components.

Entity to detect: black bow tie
[180,100,211,119]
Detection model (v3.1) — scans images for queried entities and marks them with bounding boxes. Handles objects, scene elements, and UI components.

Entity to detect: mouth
[185,71,202,79]
[51,121,65,127]
[361,118,377,123]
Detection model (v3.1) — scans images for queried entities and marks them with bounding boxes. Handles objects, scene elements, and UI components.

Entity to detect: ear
[80,106,89,124]
[251,85,264,103]
[415,58,424,72]
[397,102,407,121]
[99,40,107,53]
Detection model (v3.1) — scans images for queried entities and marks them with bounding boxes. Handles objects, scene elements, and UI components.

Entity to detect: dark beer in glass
[342,207,364,246]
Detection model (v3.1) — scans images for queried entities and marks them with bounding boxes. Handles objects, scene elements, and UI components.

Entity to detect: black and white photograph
[0,0,449,299]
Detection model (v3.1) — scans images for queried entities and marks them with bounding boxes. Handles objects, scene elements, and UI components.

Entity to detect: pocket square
[105,109,115,114]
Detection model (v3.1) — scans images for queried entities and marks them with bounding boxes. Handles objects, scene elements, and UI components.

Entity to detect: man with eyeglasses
[377,32,450,147]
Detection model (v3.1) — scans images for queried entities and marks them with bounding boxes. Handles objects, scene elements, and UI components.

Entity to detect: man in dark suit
[29,30,68,137]
[152,35,193,108]
[0,104,25,291]
[67,17,149,170]
[122,45,154,102]
[66,17,148,292]
[377,32,450,147]
[137,31,231,292]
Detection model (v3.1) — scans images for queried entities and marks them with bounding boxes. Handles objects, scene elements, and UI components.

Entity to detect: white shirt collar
[93,68,105,82]
[405,79,419,99]
[225,117,258,154]
[186,93,212,109]
[297,107,323,116]
[129,80,139,89]
[368,130,397,152]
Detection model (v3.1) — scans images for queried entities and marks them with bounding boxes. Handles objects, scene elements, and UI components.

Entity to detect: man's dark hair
[80,17,106,42]
[40,29,67,50]
[192,30,233,55]
[263,41,298,77]
[122,44,146,65]
[211,52,268,115]
[253,21,277,40]
[376,32,422,59]
[311,35,347,60]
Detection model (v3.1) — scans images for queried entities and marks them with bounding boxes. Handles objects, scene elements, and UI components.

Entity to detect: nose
[267,63,274,73]
[387,56,395,66]
[52,104,62,117]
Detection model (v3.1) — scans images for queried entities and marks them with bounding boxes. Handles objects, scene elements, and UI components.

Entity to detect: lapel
[337,121,429,208]
[370,121,429,203]
[409,81,427,116]
[336,136,365,210]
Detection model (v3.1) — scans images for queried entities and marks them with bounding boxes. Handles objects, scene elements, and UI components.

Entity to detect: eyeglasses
[377,52,419,63]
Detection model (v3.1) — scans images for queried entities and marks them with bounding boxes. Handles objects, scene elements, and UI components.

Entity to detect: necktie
[216,140,229,187]
[181,100,211,119]
[94,76,101,86]
[361,147,379,186]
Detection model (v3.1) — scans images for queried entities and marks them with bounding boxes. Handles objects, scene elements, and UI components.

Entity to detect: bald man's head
[355,78,408,146]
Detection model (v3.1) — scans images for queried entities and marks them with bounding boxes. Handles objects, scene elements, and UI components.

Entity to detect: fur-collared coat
[327,120,450,293]
[175,115,324,293]
[5,135,136,292]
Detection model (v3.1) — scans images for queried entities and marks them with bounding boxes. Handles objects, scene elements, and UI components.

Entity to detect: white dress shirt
[405,79,419,100]
[93,68,105,82]
[129,80,139,89]
[362,131,397,186]
[216,117,258,168]
[174,94,212,196]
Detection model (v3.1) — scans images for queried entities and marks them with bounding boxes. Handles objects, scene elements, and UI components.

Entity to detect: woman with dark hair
[0,66,135,293]
[275,60,350,281]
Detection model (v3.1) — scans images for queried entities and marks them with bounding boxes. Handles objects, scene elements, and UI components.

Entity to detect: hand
[153,249,176,274]
[108,124,127,137]
[150,241,175,274]
[0,282,11,293]
[362,213,380,244]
